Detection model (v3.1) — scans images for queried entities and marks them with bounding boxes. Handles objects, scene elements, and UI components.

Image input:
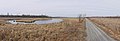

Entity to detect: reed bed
[0,18,86,41]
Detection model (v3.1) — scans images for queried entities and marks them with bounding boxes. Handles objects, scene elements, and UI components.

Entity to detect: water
[7,19,63,24]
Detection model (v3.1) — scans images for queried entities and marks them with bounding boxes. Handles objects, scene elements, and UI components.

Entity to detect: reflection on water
[7,19,63,24]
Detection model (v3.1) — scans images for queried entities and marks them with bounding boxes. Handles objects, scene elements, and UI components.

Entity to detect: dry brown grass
[90,18,120,41]
[0,17,50,23]
[0,18,86,41]
[16,18,51,23]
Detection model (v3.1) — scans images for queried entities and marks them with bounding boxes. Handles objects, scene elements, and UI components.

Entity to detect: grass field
[90,18,120,41]
[0,18,86,41]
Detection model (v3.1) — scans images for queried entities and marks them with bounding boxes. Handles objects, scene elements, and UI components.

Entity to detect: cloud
[0,0,120,17]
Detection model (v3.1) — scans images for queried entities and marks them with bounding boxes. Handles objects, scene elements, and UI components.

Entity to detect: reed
[0,18,86,41]
[90,18,120,41]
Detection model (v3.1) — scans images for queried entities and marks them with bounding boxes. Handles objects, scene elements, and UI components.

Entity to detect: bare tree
[79,14,82,22]
[79,14,86,22]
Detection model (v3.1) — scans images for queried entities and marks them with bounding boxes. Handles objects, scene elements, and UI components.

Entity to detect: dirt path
[86,19,116,41]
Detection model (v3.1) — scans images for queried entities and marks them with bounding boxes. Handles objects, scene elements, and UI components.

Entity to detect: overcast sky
[0,0,120,17]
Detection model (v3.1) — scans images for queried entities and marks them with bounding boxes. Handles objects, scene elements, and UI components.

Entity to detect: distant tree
[7,13,9,16]
[79,14,82,22]
[78,14,86,23]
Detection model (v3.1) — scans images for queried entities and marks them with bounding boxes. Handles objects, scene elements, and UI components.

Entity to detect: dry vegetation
[90,18,120,41]
[0,18,86,41]
[16,18,51,23]
[0,17,51,23]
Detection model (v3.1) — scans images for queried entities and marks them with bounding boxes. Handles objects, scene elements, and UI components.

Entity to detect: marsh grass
[16,18,51,23]
[90,18,120,41]
[0,18,86,41]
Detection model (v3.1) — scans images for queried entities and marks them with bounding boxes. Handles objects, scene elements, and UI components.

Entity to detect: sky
[0,0,120,17]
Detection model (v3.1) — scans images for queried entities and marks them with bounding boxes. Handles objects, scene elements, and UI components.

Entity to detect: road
[86,19,116,41]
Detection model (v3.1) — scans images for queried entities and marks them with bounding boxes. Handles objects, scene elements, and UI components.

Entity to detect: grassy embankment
[90,18,120,41]
[0,18,86,41]
[0,18,51,23]
[16,18,51,23]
